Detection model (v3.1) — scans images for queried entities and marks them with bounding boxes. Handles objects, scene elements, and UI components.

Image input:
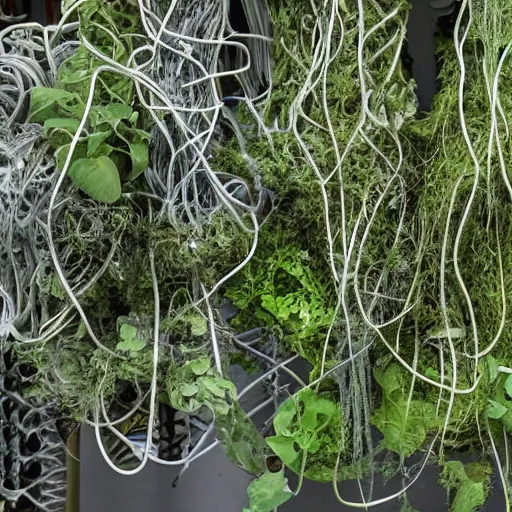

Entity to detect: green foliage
[440,461,491,512]
[29,0,150,202]
[267,388,345,482]
[167,357,236,414]
[68,156,122,203]
[116,322,146,353]
[226,246,334,356]
[371,364,438,458]
[166,357,266,474]
[486,372,512,431]
[243,470,293,512]
[14,2,512,511]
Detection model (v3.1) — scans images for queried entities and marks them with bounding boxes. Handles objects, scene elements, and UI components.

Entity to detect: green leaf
[55,141,88,170]
[186,314,208,337]
[181,383,199,397]
[188,358,210,376]
[216,379,237,397]
[266,436,300,466]
[120,323,137,341]
[129,111,139,124]
[87,130,112,157]
[374,364,403,396]
[504,375,512,398]
[43,117,82,148]
[487,355,499,383]
[30,87,84,123]
[203,377,226,398]
[300,390,337,431]
[487,399,508,419]
[425,367,440,381]
[273,397,297,436]
[90,104,133,127]
[244,470,293,512]
[116,323,147,353]
[372,364,437,458]
[68,156,122,203]
[215,404,266,474]
[43,118,81,134]
[127,141,149,180]
[440,461,490,512]
[116,337,145,353]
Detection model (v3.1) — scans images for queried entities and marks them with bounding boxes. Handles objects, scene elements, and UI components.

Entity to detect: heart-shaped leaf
[127,141,149,180]
[30,87,84,123]
[266,436,299,466]
[505,375,512,399]
[188,358,210,376]
[87,130,112,157]
[119,323,137,342]
[181,383,199,397]
[487,400,508,420]
[244,470,293,512]
[68,155,122,203]
[43,118,81,134]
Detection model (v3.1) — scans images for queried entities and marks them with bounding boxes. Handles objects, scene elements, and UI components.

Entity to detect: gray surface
[80,425,505,511]
[80,426,253,512]
[81,423,507,512]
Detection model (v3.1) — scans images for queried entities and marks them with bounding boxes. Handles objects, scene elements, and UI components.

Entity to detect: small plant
[29,0,150,203]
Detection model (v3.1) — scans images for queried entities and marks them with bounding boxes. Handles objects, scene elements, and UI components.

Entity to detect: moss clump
[440,461,491,512]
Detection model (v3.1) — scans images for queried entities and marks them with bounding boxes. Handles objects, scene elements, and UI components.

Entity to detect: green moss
[226,245,334,359]
[371,363,440,459]
[440,461,491,512]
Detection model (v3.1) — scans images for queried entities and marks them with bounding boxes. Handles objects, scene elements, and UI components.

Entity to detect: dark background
[17,0,505,510]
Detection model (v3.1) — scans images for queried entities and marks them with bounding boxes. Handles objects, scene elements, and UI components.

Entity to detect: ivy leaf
[89,104,133,127]
[55,142,87,170]
[266,436,300,466]
[87,130,112,157]
[29,87,84,123]
[43,117,81,149]
[127,141,149,180]
[243,470,293,512]
[273,397,297,436]
[487,399,508,419]
[181,383,199,397]
[504,375,512,399]
[188,358,210,376]
[487,355,499,383]
[119,324,137,341]
[68,156,122,203]
[203,377,226,398]
[300,390,337,431]
[43,117,80,134]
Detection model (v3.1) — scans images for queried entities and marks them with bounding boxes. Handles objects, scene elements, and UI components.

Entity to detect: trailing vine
[1,0,512,510]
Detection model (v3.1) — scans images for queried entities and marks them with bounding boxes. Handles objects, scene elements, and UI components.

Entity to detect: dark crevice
[404,0,460,112]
